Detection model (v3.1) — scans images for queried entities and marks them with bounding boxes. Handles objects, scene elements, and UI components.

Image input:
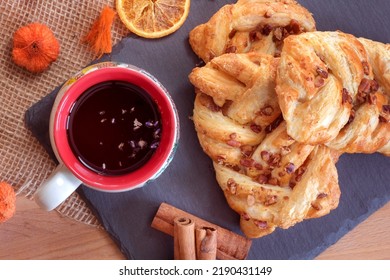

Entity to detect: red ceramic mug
[34,62,179,211]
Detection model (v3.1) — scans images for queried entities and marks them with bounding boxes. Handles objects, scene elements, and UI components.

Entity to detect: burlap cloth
[0,0,130,226]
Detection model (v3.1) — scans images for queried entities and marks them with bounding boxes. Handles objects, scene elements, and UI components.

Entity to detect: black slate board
[25,0,390,260]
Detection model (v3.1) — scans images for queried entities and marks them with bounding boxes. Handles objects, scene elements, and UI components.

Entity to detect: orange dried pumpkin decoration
[0,182,16,223]
[12,23,60,73]
[83,6,116,58]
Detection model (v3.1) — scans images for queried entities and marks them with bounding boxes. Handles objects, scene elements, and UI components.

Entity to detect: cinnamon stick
[173,217,196,260]
[151,202,252,260]
[196,227,217,260]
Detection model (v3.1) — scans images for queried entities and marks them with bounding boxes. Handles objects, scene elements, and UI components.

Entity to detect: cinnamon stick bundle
[174,217,196,260]
[151,202,252,260]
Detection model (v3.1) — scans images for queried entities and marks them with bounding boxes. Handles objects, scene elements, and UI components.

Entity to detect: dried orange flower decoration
[12,22,60,73]
[0,182,16,223]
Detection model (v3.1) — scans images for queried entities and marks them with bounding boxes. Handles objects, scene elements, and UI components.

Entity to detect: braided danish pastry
[276,31,390,153]
[188,1,389,240]
[190,52,340,238]
[189,0,316,63]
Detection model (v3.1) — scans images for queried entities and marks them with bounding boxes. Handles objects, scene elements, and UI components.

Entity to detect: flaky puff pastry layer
[276,31,390,153]
[358,38,390,155]
[189,53,281,166]
[189,52,281,120]
[215,142,340,238]
[190,52,341,238]
[189,0,316,63]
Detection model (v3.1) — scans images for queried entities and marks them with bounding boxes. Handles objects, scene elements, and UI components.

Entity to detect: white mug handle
[34,164,82,211]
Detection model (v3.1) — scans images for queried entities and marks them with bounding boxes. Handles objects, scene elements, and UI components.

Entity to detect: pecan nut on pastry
[189,53,281,154]
[189,52,340,238]
[189,0,316,63]
[276,31,390,154]
[325,37,390,155]
[214,124,340,239]
[276,32,373,143]
[356,38,390,156]
[326,88,390,154]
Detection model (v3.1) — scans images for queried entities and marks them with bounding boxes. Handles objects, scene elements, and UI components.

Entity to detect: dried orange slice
[116,0,191,39]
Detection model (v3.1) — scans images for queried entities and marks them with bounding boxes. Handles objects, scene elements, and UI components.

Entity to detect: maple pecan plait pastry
[189,52,340,238]
[189,0,316,63]
[276,31,390,154]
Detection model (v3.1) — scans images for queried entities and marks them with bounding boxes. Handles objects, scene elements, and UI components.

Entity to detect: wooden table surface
[0,196,389,260]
